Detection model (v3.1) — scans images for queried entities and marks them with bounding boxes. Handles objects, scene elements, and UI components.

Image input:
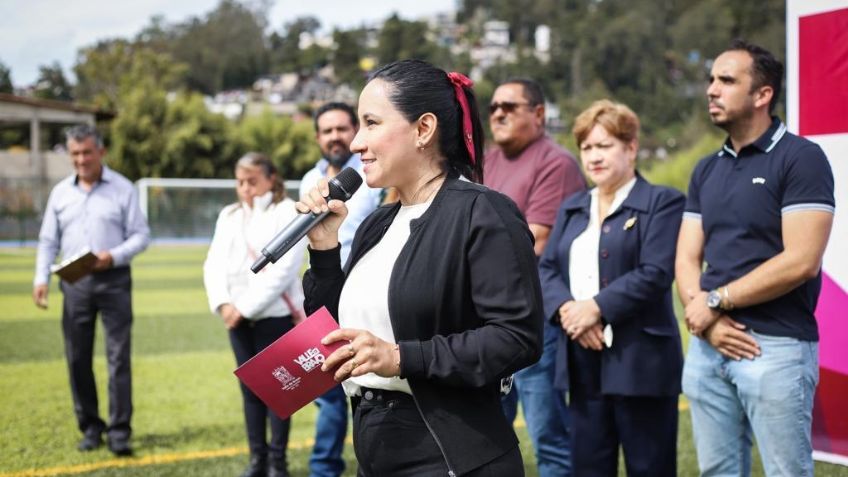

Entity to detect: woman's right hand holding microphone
[296,177,350,251]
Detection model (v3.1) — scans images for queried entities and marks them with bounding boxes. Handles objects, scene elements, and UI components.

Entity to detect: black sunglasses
[489,101,533,115]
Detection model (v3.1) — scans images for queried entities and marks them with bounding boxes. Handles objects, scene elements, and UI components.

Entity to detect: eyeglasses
[489,101,533,116]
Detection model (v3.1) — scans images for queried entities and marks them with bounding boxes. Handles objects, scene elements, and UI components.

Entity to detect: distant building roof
[0,93,115,121]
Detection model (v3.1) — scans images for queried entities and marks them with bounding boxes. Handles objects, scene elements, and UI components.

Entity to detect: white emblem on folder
[272,366,301,391]
[294,347,326,372]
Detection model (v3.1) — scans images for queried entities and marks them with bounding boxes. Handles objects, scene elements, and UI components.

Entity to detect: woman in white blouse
[538,100,685,477]
[203,152,307,477]
[297,60,542,476]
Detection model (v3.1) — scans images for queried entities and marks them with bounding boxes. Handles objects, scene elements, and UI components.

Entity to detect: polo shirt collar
[719,116,787,158]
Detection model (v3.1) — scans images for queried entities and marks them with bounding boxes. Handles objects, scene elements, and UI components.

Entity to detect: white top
[568,177,637,301]
[338,200,432,396]
[203,192,308,319]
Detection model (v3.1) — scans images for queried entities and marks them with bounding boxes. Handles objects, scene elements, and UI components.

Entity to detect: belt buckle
[499,374,514,396]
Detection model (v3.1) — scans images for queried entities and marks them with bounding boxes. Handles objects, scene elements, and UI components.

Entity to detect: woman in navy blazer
[539,100,684,477]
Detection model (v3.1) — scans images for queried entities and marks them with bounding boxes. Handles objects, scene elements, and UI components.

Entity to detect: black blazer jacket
[304,173,543,476]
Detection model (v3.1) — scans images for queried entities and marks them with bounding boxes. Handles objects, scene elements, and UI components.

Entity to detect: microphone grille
[328,167,363,201]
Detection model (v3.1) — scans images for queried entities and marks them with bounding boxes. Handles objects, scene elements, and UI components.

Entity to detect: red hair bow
[447,72,476,165]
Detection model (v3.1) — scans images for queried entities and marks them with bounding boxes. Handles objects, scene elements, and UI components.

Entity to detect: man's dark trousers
[60,267,133,441]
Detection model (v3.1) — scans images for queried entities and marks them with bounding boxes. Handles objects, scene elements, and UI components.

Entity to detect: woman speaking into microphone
[298,59,543,476]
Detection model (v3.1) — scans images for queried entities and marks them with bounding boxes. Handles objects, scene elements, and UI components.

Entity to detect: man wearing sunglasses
[484,78,585,477]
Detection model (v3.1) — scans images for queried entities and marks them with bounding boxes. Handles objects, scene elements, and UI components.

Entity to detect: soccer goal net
[136,178,301,242]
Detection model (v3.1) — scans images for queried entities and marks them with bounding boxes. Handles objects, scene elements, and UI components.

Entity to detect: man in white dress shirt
[33,124,150,456]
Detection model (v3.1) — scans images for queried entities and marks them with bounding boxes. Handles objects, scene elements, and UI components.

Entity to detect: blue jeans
[502,320,572,477]
[682,331,818,477]
[310,384,347,477]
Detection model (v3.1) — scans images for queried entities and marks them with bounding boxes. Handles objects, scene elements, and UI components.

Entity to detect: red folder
[234,306,344,419]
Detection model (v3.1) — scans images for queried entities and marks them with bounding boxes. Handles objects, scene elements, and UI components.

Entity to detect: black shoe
[107,438,133,457]
[239,455,268,477]
[268,461,289,477]
[77,433,102,452]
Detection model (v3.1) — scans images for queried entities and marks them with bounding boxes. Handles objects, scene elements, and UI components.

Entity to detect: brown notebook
[51,248,97,283]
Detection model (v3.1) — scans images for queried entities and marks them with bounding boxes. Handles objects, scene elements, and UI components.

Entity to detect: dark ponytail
[368,60,484,183]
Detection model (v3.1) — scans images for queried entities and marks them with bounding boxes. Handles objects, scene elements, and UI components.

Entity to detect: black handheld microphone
[250,167,363,273]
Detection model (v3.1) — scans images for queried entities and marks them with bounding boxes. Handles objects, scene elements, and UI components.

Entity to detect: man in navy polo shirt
[676,40,834,476]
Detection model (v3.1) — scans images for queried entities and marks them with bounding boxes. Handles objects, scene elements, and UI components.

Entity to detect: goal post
[136,178,301,241]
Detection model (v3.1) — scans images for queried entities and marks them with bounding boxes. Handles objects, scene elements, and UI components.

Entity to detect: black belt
[359,387,414,404]
[92,265,130,275]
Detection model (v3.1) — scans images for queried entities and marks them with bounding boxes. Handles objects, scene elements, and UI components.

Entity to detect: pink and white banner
[787,0,848,467]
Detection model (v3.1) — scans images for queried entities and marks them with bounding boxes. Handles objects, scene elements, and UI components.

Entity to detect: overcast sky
[0,0,458,87]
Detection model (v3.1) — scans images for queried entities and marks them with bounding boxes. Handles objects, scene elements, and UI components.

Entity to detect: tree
[161,92,234,178]
[269,16,325,75]
[0,61,12,93]
[484,53,550,95]
[376,14,438,65]
[669,0,735,62]
[108,85,168,180]
[168,0,270,93]
[74,39,187,111]
[110,89,234,180]
[332,28,366,88]
[33,62,73,101]
[135,15,176,52]
[234,109,320,181]
[76,0,792,184]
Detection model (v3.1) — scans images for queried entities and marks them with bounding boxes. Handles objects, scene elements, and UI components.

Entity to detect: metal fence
[137,178,302,241]
[0,177,48,244]
[0,177,302,244]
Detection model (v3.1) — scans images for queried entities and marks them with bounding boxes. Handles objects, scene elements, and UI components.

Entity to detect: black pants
[568,391,678,477]
[229,316,294,463]
[353,388,524,477]
[60,267,133,441]
[568,340,678,477]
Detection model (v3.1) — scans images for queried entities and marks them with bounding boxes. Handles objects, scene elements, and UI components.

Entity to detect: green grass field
[1,245,846,477]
